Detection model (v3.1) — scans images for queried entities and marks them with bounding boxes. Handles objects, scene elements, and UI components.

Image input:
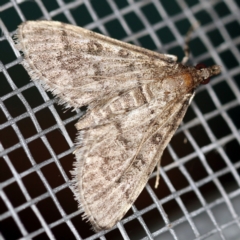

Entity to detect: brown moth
[16,21,221,231]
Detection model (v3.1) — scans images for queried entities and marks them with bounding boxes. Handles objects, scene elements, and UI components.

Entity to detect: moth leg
[154,159,161,189]
[182,21,200,64]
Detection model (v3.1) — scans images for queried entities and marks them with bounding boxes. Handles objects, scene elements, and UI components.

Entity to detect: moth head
[195,63,221,85]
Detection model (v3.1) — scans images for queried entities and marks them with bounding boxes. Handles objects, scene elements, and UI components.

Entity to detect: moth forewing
[16,21,178,110]
[16,20,221,232]
[73,93,193,231]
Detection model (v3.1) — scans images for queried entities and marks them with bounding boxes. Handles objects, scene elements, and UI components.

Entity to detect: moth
[16,21,221,231]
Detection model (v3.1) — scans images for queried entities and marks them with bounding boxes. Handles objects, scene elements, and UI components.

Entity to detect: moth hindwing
[16,20,221,231]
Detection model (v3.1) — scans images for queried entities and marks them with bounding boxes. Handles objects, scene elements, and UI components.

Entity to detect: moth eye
[195,63,210,85]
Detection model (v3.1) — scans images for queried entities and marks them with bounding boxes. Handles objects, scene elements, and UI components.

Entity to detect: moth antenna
[182,21,201,64]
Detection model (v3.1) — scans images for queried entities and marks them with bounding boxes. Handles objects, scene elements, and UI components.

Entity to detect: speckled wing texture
[16,20,177,110]
[16,20,221,231]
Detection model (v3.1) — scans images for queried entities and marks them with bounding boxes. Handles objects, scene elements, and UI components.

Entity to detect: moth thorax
[163,72,194,93]
[179,72,193,89]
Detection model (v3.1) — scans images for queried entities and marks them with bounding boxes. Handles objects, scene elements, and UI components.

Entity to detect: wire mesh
[0,0,240,239]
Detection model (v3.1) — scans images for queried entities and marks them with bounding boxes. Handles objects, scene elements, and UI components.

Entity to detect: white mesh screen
[0,0,240,239]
